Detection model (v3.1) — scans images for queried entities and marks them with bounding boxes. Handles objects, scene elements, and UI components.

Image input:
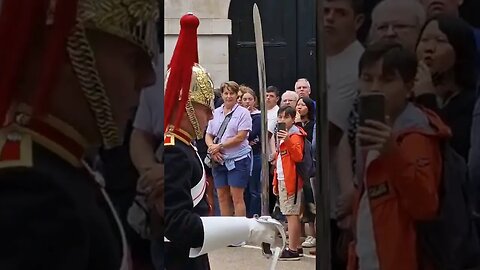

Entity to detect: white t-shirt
[133,55,164,138]
[327,41,364,132]
[276,139,285,181]
[267,105,279,158]
[326,41,364,218]
[267,105,279,134]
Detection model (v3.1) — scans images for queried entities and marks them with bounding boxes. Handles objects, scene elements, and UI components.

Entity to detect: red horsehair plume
[163,13,200,133]
[0,0,77,124]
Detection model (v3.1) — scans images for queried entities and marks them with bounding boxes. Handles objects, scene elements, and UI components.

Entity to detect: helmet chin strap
[186,100,203,140]
[67,23,121,149]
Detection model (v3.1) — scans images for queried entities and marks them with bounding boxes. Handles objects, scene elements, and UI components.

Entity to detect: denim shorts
[212,157,250,189]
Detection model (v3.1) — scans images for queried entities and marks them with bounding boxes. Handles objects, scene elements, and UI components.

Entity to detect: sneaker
[278,248,300,261]
[228,241,246,247]
[298,248,304,257]
[301,236,316,248]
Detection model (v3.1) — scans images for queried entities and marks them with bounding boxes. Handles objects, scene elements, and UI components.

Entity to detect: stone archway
[164,0,232,88]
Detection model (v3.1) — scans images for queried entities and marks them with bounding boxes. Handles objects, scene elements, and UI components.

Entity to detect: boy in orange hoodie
[346,41,450,270]
[273,106,307,260]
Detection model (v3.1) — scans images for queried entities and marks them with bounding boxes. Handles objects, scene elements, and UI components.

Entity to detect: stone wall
[164,0,232,89]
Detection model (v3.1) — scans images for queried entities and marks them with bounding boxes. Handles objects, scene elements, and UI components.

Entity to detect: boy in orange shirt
[273,106,307,260]
[348,41,449,270]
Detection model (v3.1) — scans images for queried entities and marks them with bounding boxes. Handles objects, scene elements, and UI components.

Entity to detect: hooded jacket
[348,103,451,270]
[272,125,307,197]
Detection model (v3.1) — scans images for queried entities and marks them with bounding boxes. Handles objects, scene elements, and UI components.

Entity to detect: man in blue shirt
[295,78,317,113]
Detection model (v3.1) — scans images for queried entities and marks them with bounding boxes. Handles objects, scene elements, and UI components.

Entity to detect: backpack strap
[293,135,305,205]
[294,174,299,205]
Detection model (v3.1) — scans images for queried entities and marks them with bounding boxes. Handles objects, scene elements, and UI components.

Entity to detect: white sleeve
[327,77,357,132]
[267,118,277,134]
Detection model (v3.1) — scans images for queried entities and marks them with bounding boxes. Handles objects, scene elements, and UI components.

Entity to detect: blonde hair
[238,84,250,97]
[240,85,258,108]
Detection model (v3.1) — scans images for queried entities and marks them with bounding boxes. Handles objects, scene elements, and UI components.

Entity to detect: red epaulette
[0,127,33,169]
[164,128,193,147]
[0,111,88,169]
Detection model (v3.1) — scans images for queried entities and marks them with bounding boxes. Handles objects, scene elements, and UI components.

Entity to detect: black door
[296,0,317,98]
[228,0,317,99]
[461,0,480,28]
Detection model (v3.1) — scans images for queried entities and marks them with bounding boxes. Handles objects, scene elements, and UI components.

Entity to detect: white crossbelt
[82,160,131,270]
[164,144,206,243]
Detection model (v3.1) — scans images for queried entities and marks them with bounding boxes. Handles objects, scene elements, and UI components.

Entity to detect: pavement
[209,245,315,270]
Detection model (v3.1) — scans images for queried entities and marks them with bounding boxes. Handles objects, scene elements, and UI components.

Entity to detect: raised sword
[253,3,269,219]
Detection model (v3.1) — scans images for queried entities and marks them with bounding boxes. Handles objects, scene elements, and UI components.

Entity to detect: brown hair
[327,0,364,14]
[359,41,417,83]
[278,105,297,119]
[220,81,240,95]
[240,85,258,108]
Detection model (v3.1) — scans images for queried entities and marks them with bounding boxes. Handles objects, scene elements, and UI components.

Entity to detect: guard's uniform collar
[164,126,194,146]
[0,104,89,168]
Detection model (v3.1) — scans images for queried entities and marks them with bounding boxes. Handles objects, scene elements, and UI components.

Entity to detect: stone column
[164,0,232,89]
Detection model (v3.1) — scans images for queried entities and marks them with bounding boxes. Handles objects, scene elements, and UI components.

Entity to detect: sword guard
[262,242,273,258]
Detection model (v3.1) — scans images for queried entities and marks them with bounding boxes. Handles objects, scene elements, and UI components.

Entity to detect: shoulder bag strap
[214,105,239,143]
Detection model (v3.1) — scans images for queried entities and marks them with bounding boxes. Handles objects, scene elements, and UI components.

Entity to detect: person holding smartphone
[348,41,450,270]
[273,106,308,260]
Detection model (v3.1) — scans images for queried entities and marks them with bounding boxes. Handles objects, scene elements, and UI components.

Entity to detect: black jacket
[415,91,475,161]
[249,112,262,155]
[164,135,210,270]
[0,139,122,270]
[296,120,314,142]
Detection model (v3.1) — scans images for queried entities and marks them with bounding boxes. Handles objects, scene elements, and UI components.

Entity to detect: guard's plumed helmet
[0,0,159,149]
[164,13,215,140]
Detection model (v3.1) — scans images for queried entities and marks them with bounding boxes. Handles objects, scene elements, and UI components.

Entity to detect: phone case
[358,93,386,126]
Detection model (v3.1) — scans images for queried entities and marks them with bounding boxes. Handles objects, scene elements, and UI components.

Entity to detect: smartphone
[358,93,386,127]
[277,122,286,132]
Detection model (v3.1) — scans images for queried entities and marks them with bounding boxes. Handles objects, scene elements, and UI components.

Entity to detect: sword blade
[253,4,270,216]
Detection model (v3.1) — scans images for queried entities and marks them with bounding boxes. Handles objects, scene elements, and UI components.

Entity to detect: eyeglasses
[376,23,417,34]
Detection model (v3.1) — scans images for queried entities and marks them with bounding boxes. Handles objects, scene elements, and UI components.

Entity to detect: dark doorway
[228,0,317,100]
[461,0,480,28]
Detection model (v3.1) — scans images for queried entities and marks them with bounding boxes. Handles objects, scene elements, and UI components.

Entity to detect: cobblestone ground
[209,245,315,270]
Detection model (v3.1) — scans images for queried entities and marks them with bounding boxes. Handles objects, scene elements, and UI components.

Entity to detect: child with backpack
[348,42,453,270]
[273,106,308,260]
